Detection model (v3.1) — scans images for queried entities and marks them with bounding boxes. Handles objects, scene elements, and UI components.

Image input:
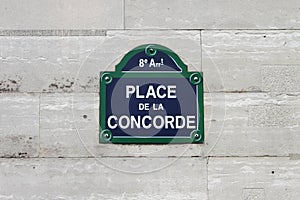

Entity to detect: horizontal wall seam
[0,30,107,36]
[2,29,300,36]
[0,155,292,159]
[121,28,300,31]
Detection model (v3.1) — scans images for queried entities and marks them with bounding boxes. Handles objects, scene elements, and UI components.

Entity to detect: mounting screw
[189,73,202,85]
[145,45,157,56]
[191,130,202,142]
[100,129,113,142]
[101,73,112,84]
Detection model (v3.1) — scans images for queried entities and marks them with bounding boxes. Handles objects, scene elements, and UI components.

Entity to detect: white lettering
[175,116,185,129]
[187,116,196,129]
[142,115,152,129]
[156,85,166,98]
[107,115,117,129]
[126,85,177,99]
[139,103,149,110]
[119,115,130,129]
[168,85,176,98]
[126,85,135,98]
[145,85,157,98]
[107,115,196,130]
[165,116,175,129]
[130,115,141,129]
[153,115,164,129]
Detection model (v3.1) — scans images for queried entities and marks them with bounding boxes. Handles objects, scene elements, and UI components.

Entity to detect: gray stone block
[0,31,201,93]
[0,157,207,199]
[125,0,300,29]
[0,94,39,157]
[0,0,123,29]
[40,93,98,130]
[0,36,109,93]
[202,31,300,92]
[208,157,300,200]
[204,93,300,157]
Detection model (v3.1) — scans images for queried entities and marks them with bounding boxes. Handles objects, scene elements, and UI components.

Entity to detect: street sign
[100,44,204,144]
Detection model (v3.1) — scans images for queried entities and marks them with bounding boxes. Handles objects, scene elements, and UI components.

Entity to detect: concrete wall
[0,1,299,199]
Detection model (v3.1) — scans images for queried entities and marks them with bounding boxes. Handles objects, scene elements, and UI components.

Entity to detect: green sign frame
[99,44,204,144]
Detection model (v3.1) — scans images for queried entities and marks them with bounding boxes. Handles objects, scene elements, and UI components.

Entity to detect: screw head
[102,73,112,84]
[149,48,155,54]
[189,73,202,85]
[100,130,113,143]
[145,45,157,56]
[191,130,202,142]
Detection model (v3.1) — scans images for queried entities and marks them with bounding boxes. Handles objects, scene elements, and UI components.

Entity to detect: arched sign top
[115,44,188,73]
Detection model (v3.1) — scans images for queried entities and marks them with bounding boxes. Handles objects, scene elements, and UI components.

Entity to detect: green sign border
[99,44,204,144]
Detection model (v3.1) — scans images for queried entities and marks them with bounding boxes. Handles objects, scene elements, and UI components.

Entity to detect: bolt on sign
[100,44,204,144]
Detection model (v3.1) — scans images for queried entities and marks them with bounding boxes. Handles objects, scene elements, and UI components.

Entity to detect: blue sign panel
[100,44,204,144]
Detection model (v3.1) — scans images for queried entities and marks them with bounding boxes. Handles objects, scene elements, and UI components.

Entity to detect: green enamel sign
[100,44,204,144]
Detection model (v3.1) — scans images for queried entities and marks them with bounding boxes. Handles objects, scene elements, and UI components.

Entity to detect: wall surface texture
[0,1,300,199]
